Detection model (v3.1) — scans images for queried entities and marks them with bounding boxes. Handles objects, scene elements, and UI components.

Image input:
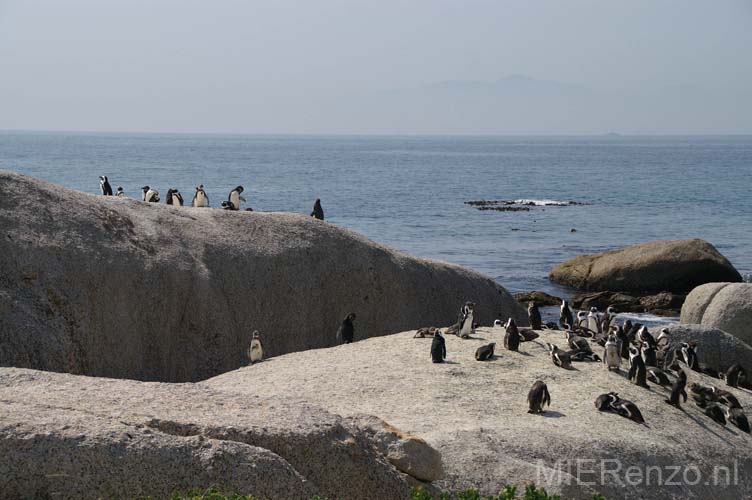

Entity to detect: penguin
[724,363,749,388]
[616,326,631,360]
[680,342,700,372]
[637,326,657,349]
[577,310,588,329]
[600,306,616,332]
[475,342,496,361]
[628,346,649,388]
[665,369,688,408]
[517,327,540,342]
[711,387,742,409]
[527,301,542,330]
[166,188,184,206]
[493,319,502,327]
[547,343,572,369]
[192,185,210,207]
[568,350,602,362]
[227,186,246,211]
[595,392,619,411]
[566,330,591,354]
[704,404,727,426]
[611,397,646,424]
[414,326,438,338]
[544,321,560,330]
[430,330,447,363]
[641,341,657,367]
[647,367,672,386]
[603,334,621,372]
[656,328,672,368]
[311,198,325,220]
[587,307,600,334]
[726,407,751,433]
[99,175,113,196]
[458,302,475,339]
[622,319,633,340]
[559,300,574,329]
[504,318,521,351]
[116,186,125,197]
[527,380,551,414]
[336,313,356,344]
[141,186,160,203]
[248,330,264,364]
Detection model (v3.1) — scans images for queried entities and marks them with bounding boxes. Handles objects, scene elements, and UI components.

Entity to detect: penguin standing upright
[577,311,588,328]
[665,369,688,408]
[336,313,356,344]
[528,301,542,330]
[527,381,551,414]
[587,307,600,334]
[192,185,210,207]
[99,175,113,196]
[458,302,475,339]
[504,318,521,351]
[559,300,574,329]
[600,306,616,332]
[224,186,246,210]
[628,346,649,388]
[166,188,184,206]
[141,186,160,203]
[726,408,751,433]
[248,330,264,364]
[641,341,657,367]
[603,334,621,372]
[431,330,447,363]
[311,199,325,220]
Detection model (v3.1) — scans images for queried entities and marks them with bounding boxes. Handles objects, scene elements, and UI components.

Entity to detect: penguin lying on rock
[595,392,645,424]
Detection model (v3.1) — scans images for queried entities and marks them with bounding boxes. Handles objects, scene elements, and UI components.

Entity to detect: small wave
[743,273,752,283]
[513,199,587,207]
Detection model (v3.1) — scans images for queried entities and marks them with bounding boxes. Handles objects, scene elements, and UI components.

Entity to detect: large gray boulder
[0,367,425,500]
[680,283,752,345]
[0,171,524,382]
[661,323,752,372]
[549,239,741,294]
[208,326,752,500]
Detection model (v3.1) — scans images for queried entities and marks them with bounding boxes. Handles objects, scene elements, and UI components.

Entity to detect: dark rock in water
[513,291,563,307]
[0,171,525,382]
[550,239,741,294]
[639,292,686,315]
[572,290,685,316]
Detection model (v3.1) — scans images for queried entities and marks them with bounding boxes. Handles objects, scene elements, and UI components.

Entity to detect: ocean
[2,132,750,324]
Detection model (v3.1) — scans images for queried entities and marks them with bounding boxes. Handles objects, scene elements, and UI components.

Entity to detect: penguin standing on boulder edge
[528,301,542,330]
[559,300,574,329]
[458,302,475,339]
[99,175,113,196]
[337,313,356,344]
[192,185,210,207]
[248,330,264,364]
[141,186,160,203]
[527,381,551,414]
[504,318,521,351]
[223,185,245,210]
[431,330,447,363]
[166,188,184,206]
[311,198,325,220]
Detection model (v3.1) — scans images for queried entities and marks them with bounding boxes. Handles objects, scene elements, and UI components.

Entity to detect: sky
[1,0,751,135]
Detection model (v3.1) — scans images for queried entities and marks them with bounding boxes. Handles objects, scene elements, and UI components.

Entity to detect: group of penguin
[98,175,326,219]
[415,299,751,433]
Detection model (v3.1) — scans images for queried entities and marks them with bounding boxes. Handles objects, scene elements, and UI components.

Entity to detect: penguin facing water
[311,199,325,220]
[528,301,542,330]
[527,381,551,414]
[248,330,264,364]
[431,330,447,363]
[223,186,246,211]
[337,313,356,344]
[192,185,210,207]
[141,186,160,203]
[166,188,184,206]
[99,175,113,196]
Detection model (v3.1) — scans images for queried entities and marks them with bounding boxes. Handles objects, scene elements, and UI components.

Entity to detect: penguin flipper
[681,390,687,403]
[543,387,551,407]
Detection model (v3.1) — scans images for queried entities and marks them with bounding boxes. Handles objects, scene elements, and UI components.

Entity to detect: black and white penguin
[656,328,672,368]
[595,392,619,411]
[611,397,646,424]
[647,367,672,386]
[528,301,542,330]
[724,363,749,388]
[637,326,657,349]
[566,330,591,354]
[603,334,621,372]
[679,342,700,371]
[576,310,588,329]
[248,330,264,364]
[336,313,356,344]
[311,198,325,220]
[726,407,751,433]
[166,188,184,206]
[559,300,574,329]
[527,380,551,414]
[711,387,742,409]
[704,404,727,426]
[116,186,125,197]
[600,306,616,332]
[628,346,649,388]
[226,186,246,211]
[504,318,521,351]
[192,185,210,207]
[587,307,600,334]
[430,330,447,363]
[665,369,688,408]
[547,343,572,369]
[99,175,113,196]
[414,326,438,338]
[569,350,602,362]
[141,186,160,203]
[458,302,475,339]
[475,342,496,361]
[641,341,657,367]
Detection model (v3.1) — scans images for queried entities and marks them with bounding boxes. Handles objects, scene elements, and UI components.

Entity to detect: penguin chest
[230,192,240,209]
[460,314,474,336]
[249,341,263,362]
[196,193,207,207]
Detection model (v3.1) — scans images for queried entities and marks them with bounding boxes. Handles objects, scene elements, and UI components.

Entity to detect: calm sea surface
[2,132,750,323]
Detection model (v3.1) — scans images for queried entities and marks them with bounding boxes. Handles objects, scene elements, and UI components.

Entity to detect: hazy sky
[1,0,751,134]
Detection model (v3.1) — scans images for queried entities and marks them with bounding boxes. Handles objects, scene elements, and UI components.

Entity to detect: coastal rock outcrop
[680,283,752,345]
[661,324,752,372]
[0,171,525,382]
[512,291,562,307]
[572,290,685,316]
[0,367,423,500]
[549,239,741,294]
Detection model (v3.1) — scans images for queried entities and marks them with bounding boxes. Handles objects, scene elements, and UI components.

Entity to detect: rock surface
[680,283,752,345]
[513,291,562,307]
[572,290,685,316]
[0,171,524,382]
[0,367,422,500]
[208,327,752,500]
[549,239,741,293]
[660,324,752,373]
